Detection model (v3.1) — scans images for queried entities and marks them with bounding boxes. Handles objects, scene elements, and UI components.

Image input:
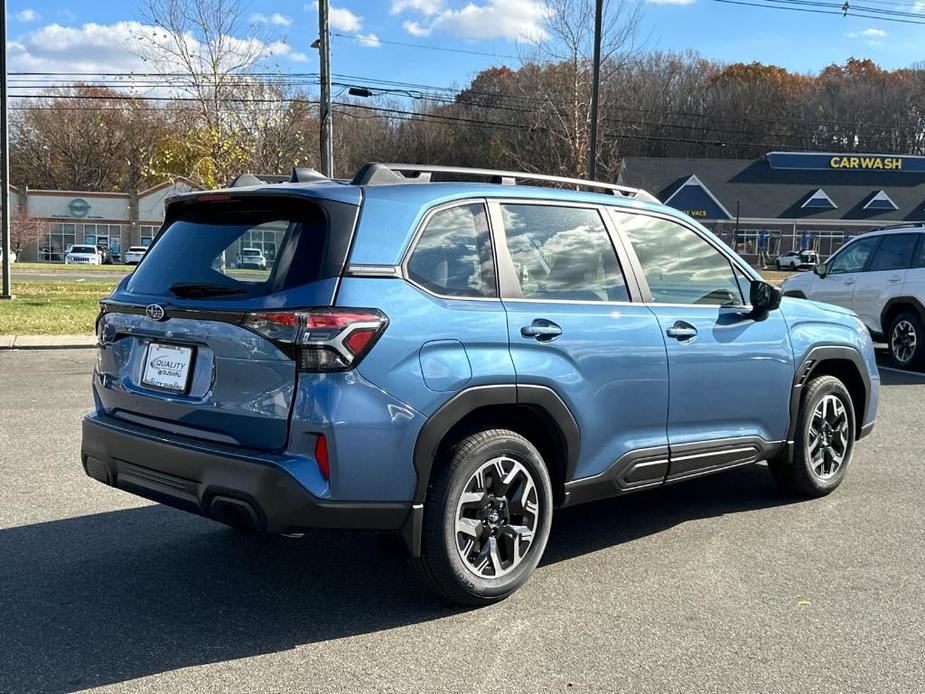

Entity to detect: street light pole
[1,0,13,300]
[318,0,334,178]
[587,0,604,181]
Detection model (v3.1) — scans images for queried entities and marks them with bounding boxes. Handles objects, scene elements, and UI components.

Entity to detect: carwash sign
[767,151,925,173]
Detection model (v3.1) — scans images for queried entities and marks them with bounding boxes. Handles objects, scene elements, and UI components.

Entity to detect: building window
[46,223,76,261]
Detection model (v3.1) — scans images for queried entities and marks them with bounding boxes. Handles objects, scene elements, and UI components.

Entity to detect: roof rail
[351,162,659,203]
[864,222,925,233]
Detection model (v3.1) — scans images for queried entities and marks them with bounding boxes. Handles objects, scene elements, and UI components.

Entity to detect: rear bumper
[80,413,411,534]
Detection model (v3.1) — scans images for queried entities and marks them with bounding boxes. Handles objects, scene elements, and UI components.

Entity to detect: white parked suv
[64,245,102,265]
[235,247,267,270]
[123,246,148,265]
[776,250,818,270]
[781,226,925,368]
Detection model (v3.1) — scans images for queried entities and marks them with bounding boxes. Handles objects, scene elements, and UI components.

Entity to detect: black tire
[888,310,925,370]
[768,375,856,498]
[410,429,553,606]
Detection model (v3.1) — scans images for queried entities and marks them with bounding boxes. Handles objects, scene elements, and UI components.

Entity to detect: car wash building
[617,151,925,264]
[8,178,199,262]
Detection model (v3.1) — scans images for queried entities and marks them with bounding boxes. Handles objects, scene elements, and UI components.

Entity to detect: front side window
[499,204,629,302]
[406,203,496,298]
[828,236,880,274]
[614,212,743,306]
[868,234,917,272]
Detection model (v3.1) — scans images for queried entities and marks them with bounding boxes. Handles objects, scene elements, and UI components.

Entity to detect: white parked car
[124,246,148,265]
[781,226,925,368]
[64,245,102,265]
[775,250,818,270]
[235,247,267,270]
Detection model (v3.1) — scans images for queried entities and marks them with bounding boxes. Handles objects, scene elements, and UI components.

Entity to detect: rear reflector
[242,308,388,372]
[314,434,330,480]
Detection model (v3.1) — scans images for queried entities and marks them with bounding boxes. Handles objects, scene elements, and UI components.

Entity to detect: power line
[713,0,925,25]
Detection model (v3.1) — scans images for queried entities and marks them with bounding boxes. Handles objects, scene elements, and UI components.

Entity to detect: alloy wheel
[807,394,850,480]
[891,319,917,365]
[454,457,539,579]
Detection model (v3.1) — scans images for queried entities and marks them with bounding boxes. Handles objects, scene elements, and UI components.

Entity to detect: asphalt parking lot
[1,350,923,693]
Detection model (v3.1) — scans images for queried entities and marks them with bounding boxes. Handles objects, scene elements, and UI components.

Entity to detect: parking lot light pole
[0,0,13,300]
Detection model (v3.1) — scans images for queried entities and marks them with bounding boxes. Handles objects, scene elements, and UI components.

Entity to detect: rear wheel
[889,311,924,370]
[768,375,855,497]
[410,429,553,605]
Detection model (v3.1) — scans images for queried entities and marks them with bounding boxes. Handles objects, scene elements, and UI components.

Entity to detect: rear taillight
[242,308,388,372]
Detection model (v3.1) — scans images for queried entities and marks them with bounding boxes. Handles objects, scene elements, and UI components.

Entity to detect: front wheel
[410,429,553,605]
[768,375,855,497]
[889,311,924,370]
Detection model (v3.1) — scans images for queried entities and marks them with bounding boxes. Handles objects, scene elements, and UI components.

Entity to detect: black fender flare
[410,383,580,505]
[787,345,872,451]
[881,296,925,333]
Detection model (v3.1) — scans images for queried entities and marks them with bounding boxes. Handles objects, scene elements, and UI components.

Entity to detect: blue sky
[6,0,924,90]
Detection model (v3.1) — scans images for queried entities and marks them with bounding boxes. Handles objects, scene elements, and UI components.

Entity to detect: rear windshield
[125,196,351,299]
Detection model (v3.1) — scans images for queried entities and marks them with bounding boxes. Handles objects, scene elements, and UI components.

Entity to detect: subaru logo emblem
[145,304,166,321]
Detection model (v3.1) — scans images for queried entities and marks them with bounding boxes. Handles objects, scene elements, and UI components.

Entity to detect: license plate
[142,343,194,393]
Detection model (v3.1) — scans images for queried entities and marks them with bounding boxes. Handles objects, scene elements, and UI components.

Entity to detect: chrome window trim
[399,198,502,302]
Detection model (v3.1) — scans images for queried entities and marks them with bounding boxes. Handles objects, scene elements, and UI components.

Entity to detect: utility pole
[317,0,334,178]
[1,0,12,300]
[587,0,604,181]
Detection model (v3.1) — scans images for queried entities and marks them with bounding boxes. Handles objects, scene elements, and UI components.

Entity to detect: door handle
[844,278,856,285]
[888,275,902,283]
[521,319,562,341]
[666,321,698,341]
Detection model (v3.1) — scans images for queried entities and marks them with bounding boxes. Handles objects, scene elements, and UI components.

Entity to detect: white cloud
[356,32,380,47]
[402,20,431,37]
[398,0,549,42]
[646,0,695,4]
[861,28,886,38]
[251,12,293,26]
[15,9,40,22]
[913,1,925,12]
[8,21,309,79]
[391,0,445,14]
[329,6,362,31]
[847,27,887,46]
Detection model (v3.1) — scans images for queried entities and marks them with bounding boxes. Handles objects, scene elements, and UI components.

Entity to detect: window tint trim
[488,197,642,304]
[400,198,500,302]
[608,207,754,308]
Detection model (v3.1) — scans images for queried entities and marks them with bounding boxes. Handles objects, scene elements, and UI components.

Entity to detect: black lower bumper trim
[81,413,411,534]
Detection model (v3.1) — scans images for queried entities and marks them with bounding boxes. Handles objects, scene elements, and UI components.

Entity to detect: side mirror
[813,262,828,278]
[750,279,782,316]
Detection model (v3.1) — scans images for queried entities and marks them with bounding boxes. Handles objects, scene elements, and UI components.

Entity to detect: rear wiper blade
[169,282,248,298]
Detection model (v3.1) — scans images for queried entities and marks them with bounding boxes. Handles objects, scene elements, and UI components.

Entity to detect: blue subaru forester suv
[82,163,879,605]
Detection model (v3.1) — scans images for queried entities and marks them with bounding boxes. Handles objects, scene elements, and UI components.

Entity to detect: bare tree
[134,0,283,185]
[512,0,645,179]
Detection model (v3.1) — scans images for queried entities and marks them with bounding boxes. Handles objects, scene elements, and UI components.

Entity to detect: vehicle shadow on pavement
[542,462,794,565]
[0,464,799,692]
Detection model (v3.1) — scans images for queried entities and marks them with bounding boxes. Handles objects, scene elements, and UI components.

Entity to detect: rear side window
[126,197,351,299]
[406,203,496,298]
[868,234,916,272]
[499,204,629,302]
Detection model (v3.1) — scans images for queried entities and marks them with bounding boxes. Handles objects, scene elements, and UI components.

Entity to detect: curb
[0,335,97,350]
